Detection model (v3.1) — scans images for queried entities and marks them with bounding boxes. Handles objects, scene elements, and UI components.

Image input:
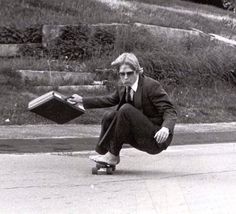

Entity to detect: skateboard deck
[91,161,116,175]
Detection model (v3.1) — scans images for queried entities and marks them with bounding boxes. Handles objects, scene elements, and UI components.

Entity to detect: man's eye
[119,72,134,76]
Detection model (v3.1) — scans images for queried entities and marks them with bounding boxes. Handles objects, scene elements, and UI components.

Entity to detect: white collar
[131,75,139,92]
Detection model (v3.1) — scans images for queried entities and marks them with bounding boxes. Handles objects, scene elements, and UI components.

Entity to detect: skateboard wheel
[96,163,102,170]
[92,167,98,175]
[106,167,113,175]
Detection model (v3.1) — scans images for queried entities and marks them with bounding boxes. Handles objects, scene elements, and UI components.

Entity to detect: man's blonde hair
[111,53,143,73]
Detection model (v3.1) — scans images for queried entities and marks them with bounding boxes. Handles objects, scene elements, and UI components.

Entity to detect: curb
[0,123,236,153]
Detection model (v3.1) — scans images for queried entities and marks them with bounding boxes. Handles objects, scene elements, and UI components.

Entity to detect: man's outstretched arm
[68,89,120,109]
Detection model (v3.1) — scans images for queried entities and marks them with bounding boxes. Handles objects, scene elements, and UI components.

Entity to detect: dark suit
[83,74,177,155]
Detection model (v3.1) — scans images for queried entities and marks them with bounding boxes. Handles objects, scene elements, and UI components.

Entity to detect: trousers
[95,103,173,156]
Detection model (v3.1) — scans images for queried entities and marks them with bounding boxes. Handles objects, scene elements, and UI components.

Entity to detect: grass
[127,0,236,37]
[0,0,236,125]
[0,0,129,27]
[0,66,111,125]
[168,84,236,123]
[1,27,236,125]
[0,57,90,72]
[1,70,236,125]
[1,0,236,36]
[130,0,236,17]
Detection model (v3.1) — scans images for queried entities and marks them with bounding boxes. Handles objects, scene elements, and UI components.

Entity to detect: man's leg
[95,111,116,155]
[110,103,173,156]
[90,104,173,165]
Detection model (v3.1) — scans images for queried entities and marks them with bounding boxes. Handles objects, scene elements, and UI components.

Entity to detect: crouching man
[68,53,177,165]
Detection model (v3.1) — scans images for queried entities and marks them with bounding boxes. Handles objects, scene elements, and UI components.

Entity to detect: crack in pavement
[2,169,236,190]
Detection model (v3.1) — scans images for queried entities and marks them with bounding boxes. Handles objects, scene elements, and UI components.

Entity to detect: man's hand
[67,94,83,105]
[154,127,169,144]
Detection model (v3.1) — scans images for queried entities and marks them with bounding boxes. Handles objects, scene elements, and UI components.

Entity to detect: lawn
[1,66,236,125]
[0,0,236,125]
[130,0,236,17]
[126,0,236,37]
[0,0,129,27]
[1,0,235,35]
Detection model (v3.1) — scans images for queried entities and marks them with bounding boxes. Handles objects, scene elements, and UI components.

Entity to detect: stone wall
[1,22,235,58]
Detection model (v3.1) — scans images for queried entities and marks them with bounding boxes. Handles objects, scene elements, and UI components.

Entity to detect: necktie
[125,86,133,104]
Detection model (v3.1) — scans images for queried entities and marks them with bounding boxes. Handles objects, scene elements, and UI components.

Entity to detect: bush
[185,0,224,7]
[0,26,42,44]
[3,24,234,89]
[222,0,236,11]
[47,25,116,60]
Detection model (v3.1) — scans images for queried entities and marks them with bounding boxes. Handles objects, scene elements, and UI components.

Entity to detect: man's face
[119,64,138,86]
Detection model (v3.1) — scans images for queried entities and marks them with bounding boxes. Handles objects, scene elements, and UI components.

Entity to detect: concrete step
[42,23,236,51]
[16,70,96,86]
[42,23,129,48]
[42,23,204,49]
[0,43,41,57]
[134,23,200,41]
[32,85,108,94]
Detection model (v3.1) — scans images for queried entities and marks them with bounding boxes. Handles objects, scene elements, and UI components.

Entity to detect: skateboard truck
[92,162,116,175]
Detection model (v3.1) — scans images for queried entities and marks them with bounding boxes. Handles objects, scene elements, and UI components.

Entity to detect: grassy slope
[0,0,129,26]
[127,0,236,37]
[0,0,236,125]
[1,0,235,34]
[130,0,236,16]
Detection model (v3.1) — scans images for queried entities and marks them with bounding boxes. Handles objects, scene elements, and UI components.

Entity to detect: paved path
[1,143,236,214]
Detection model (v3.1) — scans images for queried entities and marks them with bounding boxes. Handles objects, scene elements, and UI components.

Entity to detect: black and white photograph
[0,0,236,213]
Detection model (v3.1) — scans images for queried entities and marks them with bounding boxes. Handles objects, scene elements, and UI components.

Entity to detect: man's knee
[146,134,173,155]
[152,134,173,154]
[102,111,116,124]
[146,148,164,155]
[118,103,134,116]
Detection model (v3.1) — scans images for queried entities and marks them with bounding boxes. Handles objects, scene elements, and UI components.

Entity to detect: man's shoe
[89,153,120,165]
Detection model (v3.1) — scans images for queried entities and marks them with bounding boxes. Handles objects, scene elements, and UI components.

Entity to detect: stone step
[42,23,129,48]
[135,23,236,47]
[42,23,236,49]
[16,70,96,86]
[134,23,201,41]
[32,85,108,95]
[42,23,203,49]
[0,43,41,57]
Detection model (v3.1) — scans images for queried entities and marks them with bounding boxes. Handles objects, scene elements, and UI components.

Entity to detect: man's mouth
[123,82,130,86]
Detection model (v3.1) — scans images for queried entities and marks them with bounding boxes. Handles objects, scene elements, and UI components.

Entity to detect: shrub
[0,26,42,44]
[47,25,116,60]
[185,0,224,7]
[222,0,236,11]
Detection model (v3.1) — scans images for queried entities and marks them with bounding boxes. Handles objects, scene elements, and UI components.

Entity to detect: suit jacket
[83,74,177,134]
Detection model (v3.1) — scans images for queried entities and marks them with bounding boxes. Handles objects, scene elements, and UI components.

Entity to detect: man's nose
[124,73,128,79]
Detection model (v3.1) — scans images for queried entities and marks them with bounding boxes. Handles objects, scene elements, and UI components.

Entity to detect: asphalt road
[1,143,236,214]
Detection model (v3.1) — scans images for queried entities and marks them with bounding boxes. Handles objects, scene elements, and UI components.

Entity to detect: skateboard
[92,161,116,175]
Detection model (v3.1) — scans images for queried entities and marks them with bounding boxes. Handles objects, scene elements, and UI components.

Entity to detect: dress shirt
[129,75,139,101]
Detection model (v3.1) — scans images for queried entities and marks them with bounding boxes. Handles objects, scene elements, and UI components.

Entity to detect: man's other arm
[149,81,177,134]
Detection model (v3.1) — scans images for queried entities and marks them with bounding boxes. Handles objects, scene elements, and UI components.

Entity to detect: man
[68,53,177,165]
